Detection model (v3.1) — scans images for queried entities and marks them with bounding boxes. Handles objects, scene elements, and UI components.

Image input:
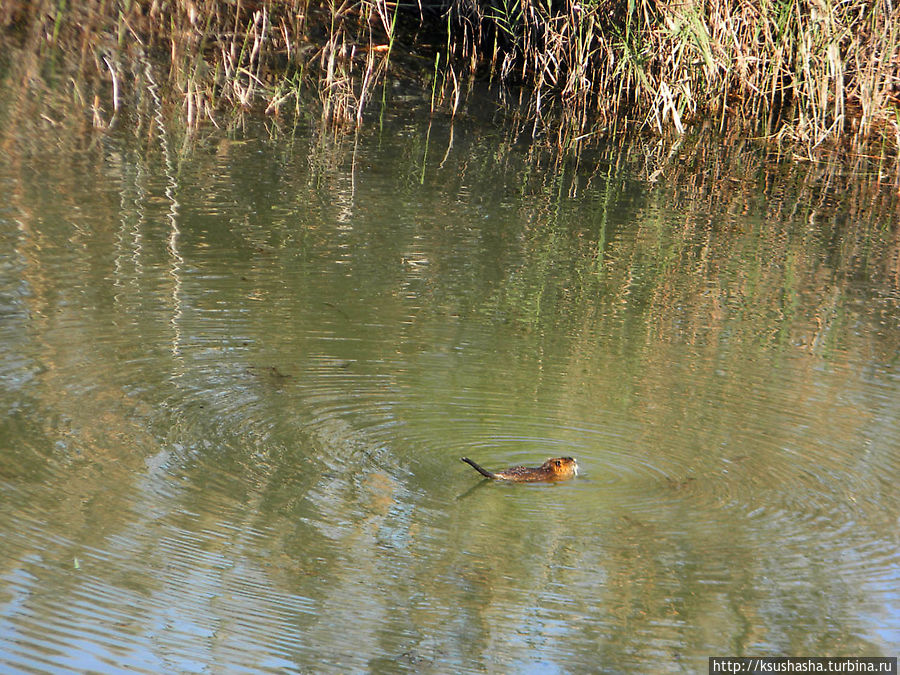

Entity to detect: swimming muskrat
[460,456,578,482]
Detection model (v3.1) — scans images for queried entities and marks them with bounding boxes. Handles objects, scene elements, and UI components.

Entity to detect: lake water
[1,87,898,672]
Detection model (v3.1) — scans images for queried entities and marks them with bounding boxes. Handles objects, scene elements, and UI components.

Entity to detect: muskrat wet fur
[460,456,578,482]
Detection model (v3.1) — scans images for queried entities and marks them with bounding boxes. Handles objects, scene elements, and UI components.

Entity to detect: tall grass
[1,0,898,163]
[458,0,900,157]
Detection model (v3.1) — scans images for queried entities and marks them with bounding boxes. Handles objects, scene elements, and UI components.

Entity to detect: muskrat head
[543,457,578,478]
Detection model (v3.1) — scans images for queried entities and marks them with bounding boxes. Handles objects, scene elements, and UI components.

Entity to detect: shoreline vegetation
[0,0,899,175]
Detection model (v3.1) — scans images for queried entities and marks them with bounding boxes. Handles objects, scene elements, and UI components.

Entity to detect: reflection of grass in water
[1,97,896,667]
[481,131,898,359]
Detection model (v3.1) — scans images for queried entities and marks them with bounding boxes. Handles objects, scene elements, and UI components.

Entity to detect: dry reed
[1,0,898,164]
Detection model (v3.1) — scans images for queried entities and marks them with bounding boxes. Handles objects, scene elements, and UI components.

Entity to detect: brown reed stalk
[0,0,897,163]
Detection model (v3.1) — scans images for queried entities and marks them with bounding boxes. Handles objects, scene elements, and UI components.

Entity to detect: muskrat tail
[461,457,496,479]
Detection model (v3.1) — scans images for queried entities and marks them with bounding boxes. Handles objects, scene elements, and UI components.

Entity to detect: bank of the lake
[1,0,899,166]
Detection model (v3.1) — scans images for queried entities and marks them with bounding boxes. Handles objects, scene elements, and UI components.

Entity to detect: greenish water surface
[0,98,898,673]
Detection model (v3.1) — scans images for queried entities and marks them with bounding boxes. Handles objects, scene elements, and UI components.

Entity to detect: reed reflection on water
[0,97,898,672]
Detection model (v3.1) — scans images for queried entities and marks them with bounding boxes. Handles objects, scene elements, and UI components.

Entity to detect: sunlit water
[1,91,898,673]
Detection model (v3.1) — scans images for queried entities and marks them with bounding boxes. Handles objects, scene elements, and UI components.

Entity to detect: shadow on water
[0,55,899,671]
